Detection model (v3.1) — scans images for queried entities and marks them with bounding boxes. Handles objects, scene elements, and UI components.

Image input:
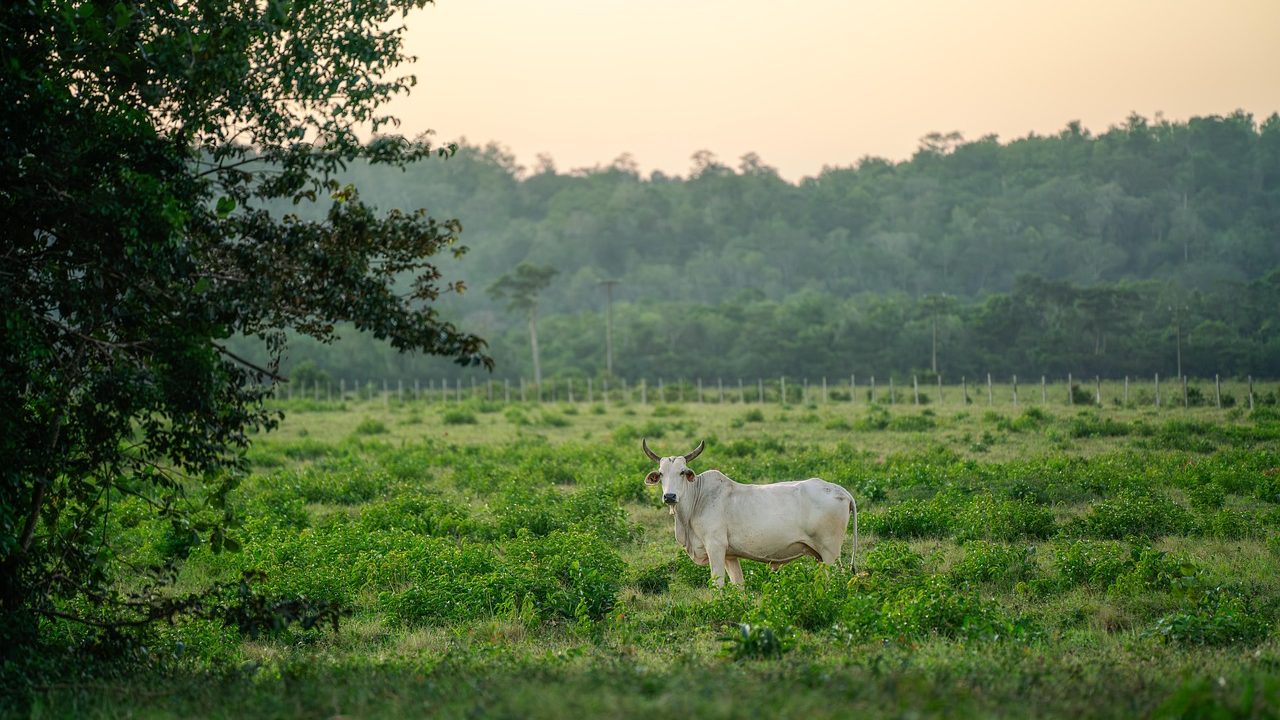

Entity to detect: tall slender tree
[489,264,558,388]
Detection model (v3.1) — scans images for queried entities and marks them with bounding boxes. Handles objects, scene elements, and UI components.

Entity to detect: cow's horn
[683,440,705,462]
[642,437,661,462]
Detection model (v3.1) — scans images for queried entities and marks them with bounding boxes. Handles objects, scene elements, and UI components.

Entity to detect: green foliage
[862,541,924,576]
[951,542,1038,586]
[442,409,479,426]
[1053,540,1131,588]
[1153,587,1271,646]
[1072,488,1191,539]
[0,0,490,654]
[354,417,390,435]
[720,623,793,660]
[863,497,956,538]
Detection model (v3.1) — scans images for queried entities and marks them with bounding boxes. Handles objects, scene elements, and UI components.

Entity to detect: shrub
[742,408,766,423]
[277,464,385,505]
[1073,488,1191,539]
[1194,509,1261,540]
[442,408,478,425]
[1068,414,1131,438]
[957,497,1055,541]
[1153,587,1271,646]
[632,561,676,595]
[888,414,936,432]
[863,497,955,538]
[862,540,923,576]
[354,417,389,435]
[1054,540,1129,588]
[720,623,793,660]
[951,541,1038,585]
[652,405,685,417]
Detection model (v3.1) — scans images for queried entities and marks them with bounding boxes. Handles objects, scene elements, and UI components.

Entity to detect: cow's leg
[707,544,728,587]
[725,557,744,586]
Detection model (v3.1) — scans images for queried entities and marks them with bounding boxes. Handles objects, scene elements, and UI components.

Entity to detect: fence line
[271,373,1272,410]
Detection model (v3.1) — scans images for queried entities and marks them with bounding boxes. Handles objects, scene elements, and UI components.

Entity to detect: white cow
[642,439,858,586]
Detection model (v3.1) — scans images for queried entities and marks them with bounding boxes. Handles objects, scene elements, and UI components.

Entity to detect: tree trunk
[528,306,542,388]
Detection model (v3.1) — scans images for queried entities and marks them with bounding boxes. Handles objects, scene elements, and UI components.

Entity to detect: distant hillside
[243,112,1280,381]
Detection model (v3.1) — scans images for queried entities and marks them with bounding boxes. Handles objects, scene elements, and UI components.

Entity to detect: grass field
[19,392,1280,719]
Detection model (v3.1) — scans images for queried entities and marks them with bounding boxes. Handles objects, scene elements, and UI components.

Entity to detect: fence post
[758,379,764,404]
[822,377,827,403]
[938,375,943,405]
[870,376,876,403]
[603,378,609,404]
[620,378,627,403]
[1040,376,1046,404]
[1155,373,1160,407]
[1181,375,1188,408]
[737,378,743,404]
[1214,374,1220,408]
[383,379,388,408]
[913,375,919,405]
[397,379,403,403]
[587,378,593,404]
[780,377,786,405]
[458,378,464,403]
[719,378,725,403]
[889,376,895,404]
[962,376,968,404]
[986,373,993,406]
[339,379,345,401]
[1013,375,1018,406]
[520,377,526,403]
[1067,373,1073,406]
[504,379,510,403]
[1096,376,1102,407]
[698,378,703,403]
[568,379,574,404]
[802,378,808,404]
[851,374,856,404]
[1123,376,1129,406]
[1249,376,1255,410]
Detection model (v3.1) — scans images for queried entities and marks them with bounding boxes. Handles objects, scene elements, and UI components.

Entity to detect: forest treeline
[245,111,1280,381]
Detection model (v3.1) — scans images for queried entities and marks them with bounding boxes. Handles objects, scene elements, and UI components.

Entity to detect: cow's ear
[644,471,661,485]
[682,468,696,481]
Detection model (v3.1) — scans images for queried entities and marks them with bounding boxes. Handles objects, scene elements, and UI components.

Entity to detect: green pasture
[17,396,1280,719]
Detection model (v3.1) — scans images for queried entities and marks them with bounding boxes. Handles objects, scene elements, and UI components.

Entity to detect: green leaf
[216,196,237,218]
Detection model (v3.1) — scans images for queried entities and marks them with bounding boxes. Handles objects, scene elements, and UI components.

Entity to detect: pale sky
[389,0,1280,180]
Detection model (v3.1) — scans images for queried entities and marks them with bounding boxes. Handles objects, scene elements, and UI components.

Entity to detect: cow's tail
[847,494,859,572]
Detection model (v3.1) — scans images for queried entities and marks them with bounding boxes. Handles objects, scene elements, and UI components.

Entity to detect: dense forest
[241,112,1280,382]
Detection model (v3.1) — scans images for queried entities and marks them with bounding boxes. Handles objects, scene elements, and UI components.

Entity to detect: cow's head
[642,438,705,506]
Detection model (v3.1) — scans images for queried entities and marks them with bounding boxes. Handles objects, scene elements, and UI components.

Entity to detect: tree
[0,0,489,657]
[918,294,958,374]
[489,264,558,388]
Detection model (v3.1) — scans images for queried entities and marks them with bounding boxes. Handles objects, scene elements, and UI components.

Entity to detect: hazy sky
[388,0,1280,180]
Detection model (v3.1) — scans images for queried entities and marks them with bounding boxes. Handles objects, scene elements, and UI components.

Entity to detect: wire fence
[272,373,1272,411]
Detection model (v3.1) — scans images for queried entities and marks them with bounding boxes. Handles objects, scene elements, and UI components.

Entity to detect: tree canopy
[1,0,487,659]
[247,112,1280,383]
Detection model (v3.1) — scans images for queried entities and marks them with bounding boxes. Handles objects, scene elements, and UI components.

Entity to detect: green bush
[951,541,1038,585]
[957,497,1055,541]
[1068,413,1131,438]
[354,417,389,435]
[1072,488,1191,539]
[442,408,478,425]
[631,561,676,595]
[864,497,954,538]
[1153,587,1271,646]
[888,414,936,432]
[1054,540,1129,588]
[862,540,924,576]
[720,623,793,660]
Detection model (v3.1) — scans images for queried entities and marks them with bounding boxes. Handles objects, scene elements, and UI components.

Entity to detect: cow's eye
[682,469,695,481]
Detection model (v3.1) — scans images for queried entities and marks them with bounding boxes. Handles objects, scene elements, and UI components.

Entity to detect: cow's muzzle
[663,493,677,505]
